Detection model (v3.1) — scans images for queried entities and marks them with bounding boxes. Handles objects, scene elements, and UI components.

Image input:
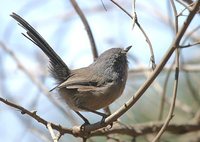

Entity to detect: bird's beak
[124,45,132,53]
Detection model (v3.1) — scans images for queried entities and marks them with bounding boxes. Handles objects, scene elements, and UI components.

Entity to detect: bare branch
[181,0,194,5]
[129,64,200,74]
[153,1,183,139]
[158,62,174,120]
[171,0,179,33]
[69,0,98,60]
[110,0,156,70]
[180,41,200,48]
[176,0,193,11]
[90,118,200,137]
[0,42,77,125]
[2,1,200,141]
[80,0,200,133]
[1,95,200,138]
[0,97,73,135]
[47,123,60,142]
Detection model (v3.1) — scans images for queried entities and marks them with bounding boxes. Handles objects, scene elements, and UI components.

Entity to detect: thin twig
[110,0,156,69]
[0,97,72,135]
[177,6,188,17]
[152,1,180,140]
[179,41,200,48]
[131,0,136,29]
[47,123,58,142]
[110,0,132,18]
[90,114,200,137]
[181,0,195,5]
[129,64,200,73]
[81,0,200,133]
[158,62,174,120]
[0,42,76,124]
[100,0,107,11]
[152,42,180,142]
[175,0,193,11]
[170,0,178,33]
[69,0,98,60]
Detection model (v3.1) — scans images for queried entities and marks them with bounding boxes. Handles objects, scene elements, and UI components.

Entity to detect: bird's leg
[75,111,90,127]
[75,111,91,137]
[80,106,109,123]
[80,107,114,128]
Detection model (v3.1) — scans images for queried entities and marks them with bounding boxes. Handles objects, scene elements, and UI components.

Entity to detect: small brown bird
[11,12,131,124]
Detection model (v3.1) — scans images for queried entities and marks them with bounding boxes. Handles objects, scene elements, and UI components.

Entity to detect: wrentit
[11,13,131,124]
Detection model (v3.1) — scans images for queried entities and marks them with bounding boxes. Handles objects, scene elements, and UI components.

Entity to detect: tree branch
[69,0,98,60]
[75,0,200,134]
[0,97,73,135]
[90,120,200,137]
[0,42,77,125]
[1,96,200,138]
[110,0,156,69]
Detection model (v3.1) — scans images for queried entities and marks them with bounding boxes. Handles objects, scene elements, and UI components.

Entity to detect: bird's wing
[56,68,102,92]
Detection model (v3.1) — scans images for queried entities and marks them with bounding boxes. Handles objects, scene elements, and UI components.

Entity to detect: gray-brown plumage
[11,12,131,123]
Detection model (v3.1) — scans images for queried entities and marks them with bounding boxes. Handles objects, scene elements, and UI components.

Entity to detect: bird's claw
[80,120,90,131]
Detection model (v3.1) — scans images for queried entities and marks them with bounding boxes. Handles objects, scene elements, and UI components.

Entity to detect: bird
[10,12,131,124]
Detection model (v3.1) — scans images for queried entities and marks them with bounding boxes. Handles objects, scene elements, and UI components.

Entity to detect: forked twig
[110,0,156,69]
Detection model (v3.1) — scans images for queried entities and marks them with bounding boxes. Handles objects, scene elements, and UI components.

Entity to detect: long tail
[10,12,70,83]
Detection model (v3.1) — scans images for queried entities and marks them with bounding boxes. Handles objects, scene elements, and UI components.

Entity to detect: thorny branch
[0,97,73,135]
[0,96,200,138]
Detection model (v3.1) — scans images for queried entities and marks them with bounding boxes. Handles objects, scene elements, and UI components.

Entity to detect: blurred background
[0,0,200,142]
